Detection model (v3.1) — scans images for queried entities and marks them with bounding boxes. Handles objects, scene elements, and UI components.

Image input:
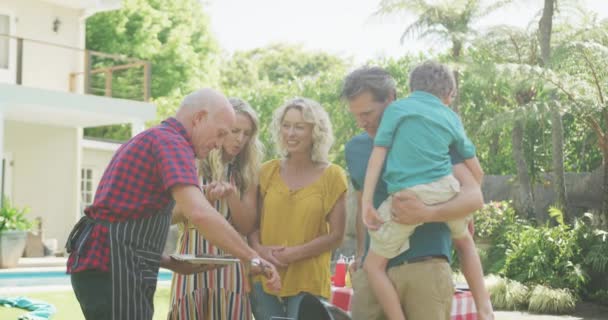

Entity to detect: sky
[205,0,608,63]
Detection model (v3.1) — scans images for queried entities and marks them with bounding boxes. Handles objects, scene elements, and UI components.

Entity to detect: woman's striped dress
[168,170,252,320]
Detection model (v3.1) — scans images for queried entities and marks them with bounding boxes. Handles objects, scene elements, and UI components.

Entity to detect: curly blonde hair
[270,97,334,163]
[200,98,263,193]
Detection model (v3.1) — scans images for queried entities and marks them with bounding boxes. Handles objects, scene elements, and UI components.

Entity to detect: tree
[549,40,608,227]
[538,0,555,65]
[219,44,349,87]
[87,0,219,97]
[84,0,219,140]
[470,61,547,219]
[466,25,545,219]
[538,0,569,221]
[376,0,512,113]
[218,44,355,166]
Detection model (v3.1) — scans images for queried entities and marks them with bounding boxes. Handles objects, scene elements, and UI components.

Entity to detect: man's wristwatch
[250,257,267,274]
[250,257,263,268]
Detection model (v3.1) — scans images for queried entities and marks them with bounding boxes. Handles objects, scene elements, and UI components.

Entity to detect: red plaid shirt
[67,118,200,273]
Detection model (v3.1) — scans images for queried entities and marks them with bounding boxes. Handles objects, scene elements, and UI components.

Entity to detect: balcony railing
[0,34,150,102]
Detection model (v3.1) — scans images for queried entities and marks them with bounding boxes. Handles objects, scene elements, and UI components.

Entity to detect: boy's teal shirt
[374,91,476,194]
[345,132,463,267]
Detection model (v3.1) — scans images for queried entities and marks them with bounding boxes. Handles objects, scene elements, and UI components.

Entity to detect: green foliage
[471,26,539,65]
[562,113,603,172]
[218,48,435,168]
[463,60,559,179]
[460,17,608,177]
[0,198,32,232]
[485,275,529,311]
[376,0,512,56]
[473,201,525,273]
[85,0,219,140]
[376,55,419,95]
[80,0,608,180]
[369,2,608,308]
[528,285,576,314]
[589,289,608,306]
[220,44,348,88]
[219,44,359,167]
[548,206,565,225]
[152,90,188,124]
[83,124,132,141]
[573,214,608,303]
[502,223,587,294]
[583,229,608,274]
[478,203,608,302]
[87,0,219,98]
[474,201,520,239]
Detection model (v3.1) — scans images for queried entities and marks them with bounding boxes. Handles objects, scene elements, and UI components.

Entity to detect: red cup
[331,286,352,312]
[334,259,347,287]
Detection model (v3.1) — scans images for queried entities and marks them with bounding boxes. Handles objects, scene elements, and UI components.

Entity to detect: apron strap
[65,215,103,270]
[65,215,96,254]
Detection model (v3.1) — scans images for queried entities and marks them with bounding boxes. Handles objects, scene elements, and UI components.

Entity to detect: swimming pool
[0,269,173,287]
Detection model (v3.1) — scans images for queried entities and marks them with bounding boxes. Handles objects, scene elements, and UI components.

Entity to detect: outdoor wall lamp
[52,18,61,33]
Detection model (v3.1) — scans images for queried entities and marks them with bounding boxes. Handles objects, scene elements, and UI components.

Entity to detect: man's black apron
[67,201,174,320]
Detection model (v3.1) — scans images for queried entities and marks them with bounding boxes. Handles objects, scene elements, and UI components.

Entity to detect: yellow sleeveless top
[257,159,347,298]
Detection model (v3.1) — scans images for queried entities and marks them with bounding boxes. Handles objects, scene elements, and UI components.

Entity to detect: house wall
[1,0,83,92]
[5,120,80,250]
[82,146,116,205]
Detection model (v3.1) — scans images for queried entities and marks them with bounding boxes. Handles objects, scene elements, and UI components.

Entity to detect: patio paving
[495,302,608,320]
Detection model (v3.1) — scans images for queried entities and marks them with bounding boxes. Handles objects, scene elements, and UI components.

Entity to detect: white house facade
[0,0,155,250]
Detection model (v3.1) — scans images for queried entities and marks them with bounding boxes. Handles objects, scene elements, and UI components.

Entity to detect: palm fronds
[375,0,512,46]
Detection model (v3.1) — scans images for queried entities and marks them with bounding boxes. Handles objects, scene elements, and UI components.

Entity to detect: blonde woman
[248,97,347,320]
[168,98,263,320]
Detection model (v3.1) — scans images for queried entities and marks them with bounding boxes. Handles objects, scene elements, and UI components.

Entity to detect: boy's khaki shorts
[369,174,470,258]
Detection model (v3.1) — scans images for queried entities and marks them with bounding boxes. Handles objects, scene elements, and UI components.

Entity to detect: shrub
[589,289,608,306]
[575,214,608,303]
[583,235,608,274]
[452,272,466,284]
[476,206,607,311]
[486,275,529,311]
[473,201,526,273]
[501,209,588,295]
[575,215,608,275]
[0,198,32,232]
[474,201,520,239]
[528,285,576,314]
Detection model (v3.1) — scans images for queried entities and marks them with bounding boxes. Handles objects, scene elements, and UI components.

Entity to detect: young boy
[361,61,493,320]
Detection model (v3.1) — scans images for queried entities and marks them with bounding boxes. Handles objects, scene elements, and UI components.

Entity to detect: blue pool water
[0,270,173,287]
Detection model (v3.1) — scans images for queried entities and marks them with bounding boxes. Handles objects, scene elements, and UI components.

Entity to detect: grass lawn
[4,287,607,320]
[0,287,172,320]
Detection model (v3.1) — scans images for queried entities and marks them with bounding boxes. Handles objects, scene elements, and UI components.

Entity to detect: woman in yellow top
[248,97,347,320]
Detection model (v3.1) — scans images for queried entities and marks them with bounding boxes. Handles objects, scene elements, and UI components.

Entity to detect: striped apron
[67,201,174,320]
[168,164,252,320]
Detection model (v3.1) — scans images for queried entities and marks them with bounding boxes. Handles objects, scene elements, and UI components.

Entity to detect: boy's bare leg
[453,234,494,320]
[363,251,406,320]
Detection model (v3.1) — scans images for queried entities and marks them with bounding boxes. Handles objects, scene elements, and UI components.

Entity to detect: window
[1,157,5,200]
[0,14,9,69]
[1,153,12,203]
[80,167,94,214]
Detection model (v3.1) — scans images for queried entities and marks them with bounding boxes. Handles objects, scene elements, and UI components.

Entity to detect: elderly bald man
[66,89,280,320]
